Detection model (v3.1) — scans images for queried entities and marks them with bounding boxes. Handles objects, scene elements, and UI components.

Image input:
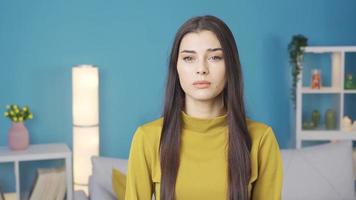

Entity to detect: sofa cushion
[112,168,127,200]
[90,156,128,200]
[281,141,355,200]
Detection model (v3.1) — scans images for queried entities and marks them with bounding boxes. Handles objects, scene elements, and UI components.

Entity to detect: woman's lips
[193,81,211,89]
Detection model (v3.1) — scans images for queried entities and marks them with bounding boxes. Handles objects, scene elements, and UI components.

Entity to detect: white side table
[0,143,73,200]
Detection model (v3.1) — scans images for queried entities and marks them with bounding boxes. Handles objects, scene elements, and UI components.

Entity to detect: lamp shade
[72,65,99,126]
[73,126,99,184]
[72,65,99,189]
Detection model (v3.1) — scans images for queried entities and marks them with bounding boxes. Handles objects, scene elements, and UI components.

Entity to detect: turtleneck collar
[181,111,228,133]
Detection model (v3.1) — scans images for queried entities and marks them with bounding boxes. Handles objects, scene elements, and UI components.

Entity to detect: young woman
[125,15,283,200]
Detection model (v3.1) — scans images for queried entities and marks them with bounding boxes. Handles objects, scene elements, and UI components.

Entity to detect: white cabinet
[0,143,73,200]
[296,46,356,148]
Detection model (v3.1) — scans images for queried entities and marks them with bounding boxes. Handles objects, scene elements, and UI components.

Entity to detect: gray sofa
[74,141,356,200]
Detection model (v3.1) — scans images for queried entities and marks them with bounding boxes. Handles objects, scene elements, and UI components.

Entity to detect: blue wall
[1,0,356,192]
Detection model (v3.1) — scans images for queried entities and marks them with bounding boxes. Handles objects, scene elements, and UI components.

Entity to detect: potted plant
[4,104,33,150]
[288,34,308,110]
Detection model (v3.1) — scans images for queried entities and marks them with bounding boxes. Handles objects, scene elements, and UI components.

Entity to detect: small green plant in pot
[4,104,33,150]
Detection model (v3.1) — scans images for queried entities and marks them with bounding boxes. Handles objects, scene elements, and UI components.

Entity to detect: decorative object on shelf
[325,109,336,130]
[72,64,99,191]
[345,74,356,89]
[4,104,33,150]
[353,120,356,131]
[342,116,353,132]
[302,109,321,130]
[288,34,308,110]
[29,167,66,200]
[302,121,315,130]
[311,69,322,89]
[311,109,320,128]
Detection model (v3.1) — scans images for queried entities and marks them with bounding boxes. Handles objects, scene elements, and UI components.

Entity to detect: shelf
[344,90,356,94]
[301,87,341,94]
[303,46,356,53]
[297,45,356,149]
[0,143,73,200]
[301,87,356,94]
[300,131,356,140]
[0,143,71,162]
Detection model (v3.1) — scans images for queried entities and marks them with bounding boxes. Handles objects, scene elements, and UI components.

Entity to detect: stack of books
[29,167,66,200]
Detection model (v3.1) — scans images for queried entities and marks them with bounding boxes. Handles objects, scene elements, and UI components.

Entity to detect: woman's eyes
[208,56,223,61]
[182,56,194,62]
[182,55,223,62]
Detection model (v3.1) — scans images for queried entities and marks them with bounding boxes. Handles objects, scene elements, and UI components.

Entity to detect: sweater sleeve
[252,127,283,200]
[125,127,154,200]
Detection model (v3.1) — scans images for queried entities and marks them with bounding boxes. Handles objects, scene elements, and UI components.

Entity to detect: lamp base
[74,184,88,196]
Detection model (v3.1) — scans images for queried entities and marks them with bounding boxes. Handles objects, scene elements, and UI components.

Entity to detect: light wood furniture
[0,143,73,200]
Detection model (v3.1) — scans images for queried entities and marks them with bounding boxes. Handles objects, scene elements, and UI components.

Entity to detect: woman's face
[177,30,226,102]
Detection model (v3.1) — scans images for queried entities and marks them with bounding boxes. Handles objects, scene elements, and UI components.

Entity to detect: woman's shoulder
[246,118,276,145]
[132,117,164,143]
[139,117,164,132]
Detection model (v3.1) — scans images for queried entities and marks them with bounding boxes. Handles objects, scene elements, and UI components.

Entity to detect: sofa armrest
[74,190,88,200]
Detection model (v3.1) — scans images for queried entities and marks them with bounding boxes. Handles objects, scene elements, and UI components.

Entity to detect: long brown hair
[159,15,252,200]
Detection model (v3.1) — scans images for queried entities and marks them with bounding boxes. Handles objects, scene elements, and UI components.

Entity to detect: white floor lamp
[72,65,99,193]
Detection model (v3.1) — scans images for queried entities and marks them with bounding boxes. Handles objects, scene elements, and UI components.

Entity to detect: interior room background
[1,0,356,193]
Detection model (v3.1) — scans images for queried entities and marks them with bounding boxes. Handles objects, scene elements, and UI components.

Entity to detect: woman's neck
[184,94,226,119]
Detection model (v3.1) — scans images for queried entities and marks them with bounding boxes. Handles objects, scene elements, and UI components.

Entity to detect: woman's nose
[196,61,209,75]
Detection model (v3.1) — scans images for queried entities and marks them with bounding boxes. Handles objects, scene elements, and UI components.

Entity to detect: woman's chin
[188,93,221,102]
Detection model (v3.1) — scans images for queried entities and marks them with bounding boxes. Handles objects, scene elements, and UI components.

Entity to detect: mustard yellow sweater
[125,111,283,200]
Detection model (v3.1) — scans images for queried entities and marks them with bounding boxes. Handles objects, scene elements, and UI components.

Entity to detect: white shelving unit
[296,46,356,149]
[0,143,73,200]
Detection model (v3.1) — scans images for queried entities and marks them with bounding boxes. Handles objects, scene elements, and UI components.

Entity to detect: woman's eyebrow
[180,50,196,54]
[180,48,223,54]
[207,48,223,52]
